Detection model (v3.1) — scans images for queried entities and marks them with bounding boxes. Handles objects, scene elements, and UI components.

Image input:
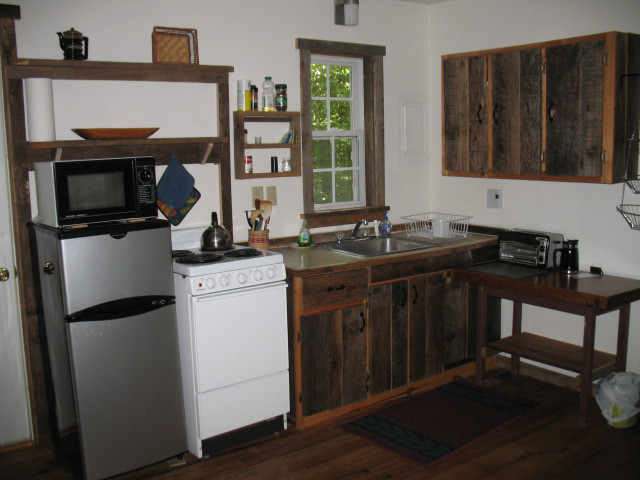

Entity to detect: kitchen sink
[323,236,438,257]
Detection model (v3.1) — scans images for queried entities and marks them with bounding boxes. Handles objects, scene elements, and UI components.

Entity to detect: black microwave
[33,156,158,227]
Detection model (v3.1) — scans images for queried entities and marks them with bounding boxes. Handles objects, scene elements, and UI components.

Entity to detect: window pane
[311,100,327,131]
[335,138,353,168]
[313,171,333,204]
[329,65,351,98]
[335,171,355,203]
[330,101,351,130]
[311,63,327,97]
[312,139,332,169]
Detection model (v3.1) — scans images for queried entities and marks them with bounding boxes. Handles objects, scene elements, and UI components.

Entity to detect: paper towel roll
[25,78,56,142]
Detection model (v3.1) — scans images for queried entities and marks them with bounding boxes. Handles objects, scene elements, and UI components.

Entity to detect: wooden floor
[2,370,639,480]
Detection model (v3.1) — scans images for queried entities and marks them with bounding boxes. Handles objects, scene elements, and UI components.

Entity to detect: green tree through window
[310,58,364,208]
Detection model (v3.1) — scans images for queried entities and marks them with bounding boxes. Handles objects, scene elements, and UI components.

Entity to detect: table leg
[580,310,597,424]
[511,301,522,375]
[616,304,630,372]
[475,285,488,384]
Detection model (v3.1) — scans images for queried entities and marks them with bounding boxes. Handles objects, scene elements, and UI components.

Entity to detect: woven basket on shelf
[152,26,199,64]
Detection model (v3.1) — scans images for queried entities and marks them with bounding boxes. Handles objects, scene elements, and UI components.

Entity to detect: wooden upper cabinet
[443,55,488,173]
[442,32,640,183]
[491,48,543,176]
[545,39,604,178]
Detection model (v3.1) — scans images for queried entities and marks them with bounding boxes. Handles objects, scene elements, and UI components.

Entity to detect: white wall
[2,0,431,446]
[426,0,640,374]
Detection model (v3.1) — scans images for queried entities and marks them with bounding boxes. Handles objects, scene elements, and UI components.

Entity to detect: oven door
[191,282,288,393]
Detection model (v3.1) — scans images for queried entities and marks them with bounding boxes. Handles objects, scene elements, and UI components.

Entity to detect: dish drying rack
[401,212,472,239]
[617,121,640,230]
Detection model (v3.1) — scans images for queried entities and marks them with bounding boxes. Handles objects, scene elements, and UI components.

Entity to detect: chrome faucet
[351,219,368,239]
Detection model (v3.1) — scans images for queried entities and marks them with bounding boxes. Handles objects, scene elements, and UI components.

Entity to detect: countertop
[272,233,498,275]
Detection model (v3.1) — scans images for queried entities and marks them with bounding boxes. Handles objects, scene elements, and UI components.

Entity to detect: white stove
[170,228,290,458]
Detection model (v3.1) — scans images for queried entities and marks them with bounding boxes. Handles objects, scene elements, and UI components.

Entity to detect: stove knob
[254,270,264,281]
[205,277,215,289]
[266,267,276,279]
[237,272,247,284]
[220,275,230,287]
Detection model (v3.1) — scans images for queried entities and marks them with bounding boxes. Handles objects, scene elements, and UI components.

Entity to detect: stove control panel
[187,263,286,294]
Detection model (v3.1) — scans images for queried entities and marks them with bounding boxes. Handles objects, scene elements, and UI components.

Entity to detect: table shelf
[489,332,616,375]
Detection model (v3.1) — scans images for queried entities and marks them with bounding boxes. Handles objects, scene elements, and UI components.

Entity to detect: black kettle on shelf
[57,28,89,60]
[554,239,579,275]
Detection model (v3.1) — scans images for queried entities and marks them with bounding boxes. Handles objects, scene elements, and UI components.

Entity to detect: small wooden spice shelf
[233,111,301,179]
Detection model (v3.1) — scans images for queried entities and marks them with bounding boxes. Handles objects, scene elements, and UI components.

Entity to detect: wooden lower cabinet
[368,271,470,395]
[299,306,367,416]
[287,252,501,429]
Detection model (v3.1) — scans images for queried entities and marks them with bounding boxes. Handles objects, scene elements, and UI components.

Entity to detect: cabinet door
[491,49,543,175]
[443,55,488,173]
[299,306,367,416]
[545,39,604,177]
[368,282,408,395]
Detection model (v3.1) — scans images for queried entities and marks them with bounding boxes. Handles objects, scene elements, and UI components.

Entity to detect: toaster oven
[498,230,564,269]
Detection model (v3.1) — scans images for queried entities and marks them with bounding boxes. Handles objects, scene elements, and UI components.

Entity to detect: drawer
[300,269,368,311]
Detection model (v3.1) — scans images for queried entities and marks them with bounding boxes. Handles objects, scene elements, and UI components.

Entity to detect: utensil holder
[248,229,269,250]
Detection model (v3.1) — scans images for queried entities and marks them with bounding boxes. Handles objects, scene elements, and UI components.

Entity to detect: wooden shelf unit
[0,50,234,446]
[233,111,301,179]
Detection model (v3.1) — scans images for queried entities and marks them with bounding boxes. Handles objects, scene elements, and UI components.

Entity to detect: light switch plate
[252,186,264,203]
[487,189,503,208]
[266,186,277,205]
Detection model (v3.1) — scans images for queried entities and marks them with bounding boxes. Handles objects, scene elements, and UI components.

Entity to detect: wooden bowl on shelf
[71,128,159,140]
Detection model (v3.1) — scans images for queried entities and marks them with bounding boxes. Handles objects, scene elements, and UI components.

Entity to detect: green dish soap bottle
[297,220,312,247]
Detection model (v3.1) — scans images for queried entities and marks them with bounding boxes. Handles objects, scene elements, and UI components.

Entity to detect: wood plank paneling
[546,39,604,177]
[300,311,342,416]
[492,48,542,175]
[341,306,367,405]
[367,284,391,395]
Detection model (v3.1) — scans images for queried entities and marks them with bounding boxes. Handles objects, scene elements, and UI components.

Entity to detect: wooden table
[456,263,640,424]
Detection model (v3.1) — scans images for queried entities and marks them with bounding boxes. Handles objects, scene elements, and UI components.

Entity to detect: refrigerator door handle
[66,295,176,323]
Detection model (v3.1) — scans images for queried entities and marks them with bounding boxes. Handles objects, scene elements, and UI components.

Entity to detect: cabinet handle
[327,284,346,292]
[548,101,556,123]
[476,104,483,124]
[493,104,498,125]
[359,311,366,333]
[412,284,418,305]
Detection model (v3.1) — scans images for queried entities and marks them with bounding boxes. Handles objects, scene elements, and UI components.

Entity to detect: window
[297,39,387,228]
[311,56,365,209]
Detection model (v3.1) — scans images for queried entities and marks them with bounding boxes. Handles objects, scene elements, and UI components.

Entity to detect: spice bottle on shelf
[237,79,251,111]
[275,84,287,111]
[281,157,291,172]
[297,219,312,247]
[250,84,258,111]
[262,76,276,111]
[244,155,253,174]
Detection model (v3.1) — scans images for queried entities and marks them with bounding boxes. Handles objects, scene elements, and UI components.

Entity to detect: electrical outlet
[487,189,503,208]
[252,186,264,203]
[266,186,277,205]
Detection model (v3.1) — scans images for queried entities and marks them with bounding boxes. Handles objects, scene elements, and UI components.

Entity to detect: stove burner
[225,248,262,258]
[175,253,224,264]
[172,249,194,259]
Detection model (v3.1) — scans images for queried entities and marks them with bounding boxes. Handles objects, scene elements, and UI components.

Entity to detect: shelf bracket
[200,143,214,164]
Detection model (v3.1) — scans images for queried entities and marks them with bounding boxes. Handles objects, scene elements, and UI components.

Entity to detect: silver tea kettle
[201,212,232,251]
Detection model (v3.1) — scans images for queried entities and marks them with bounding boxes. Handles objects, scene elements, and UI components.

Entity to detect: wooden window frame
[296,38,387,228]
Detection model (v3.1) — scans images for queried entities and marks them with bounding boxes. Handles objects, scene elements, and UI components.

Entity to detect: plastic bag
[593,372,640,424]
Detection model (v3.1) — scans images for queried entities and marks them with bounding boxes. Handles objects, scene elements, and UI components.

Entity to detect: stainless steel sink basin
[324,237,438,257]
